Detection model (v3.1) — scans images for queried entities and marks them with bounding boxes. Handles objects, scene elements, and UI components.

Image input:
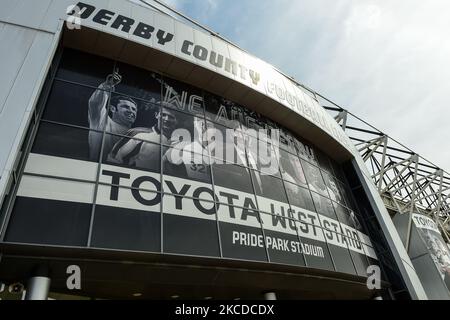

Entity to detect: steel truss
[316,95,450,243]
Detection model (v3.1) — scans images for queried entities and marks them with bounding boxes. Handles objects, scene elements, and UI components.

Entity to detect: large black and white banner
[413,214,450,289]
[4,49,377,277]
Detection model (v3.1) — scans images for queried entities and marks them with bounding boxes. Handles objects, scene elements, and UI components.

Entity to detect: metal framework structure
[132,0,450,243]
[316,94,450,244]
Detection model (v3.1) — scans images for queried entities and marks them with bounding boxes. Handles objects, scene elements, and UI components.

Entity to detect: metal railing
[321,102,450,243]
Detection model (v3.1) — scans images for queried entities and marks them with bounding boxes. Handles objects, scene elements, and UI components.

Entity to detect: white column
[264,292,277,300]
[25,277,51,300]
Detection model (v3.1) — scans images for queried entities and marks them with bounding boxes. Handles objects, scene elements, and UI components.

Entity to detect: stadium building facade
[0,0,434,300]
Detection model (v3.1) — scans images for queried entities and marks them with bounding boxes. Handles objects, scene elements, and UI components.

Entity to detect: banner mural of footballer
[4,49,378,277]
[412,214,450,290]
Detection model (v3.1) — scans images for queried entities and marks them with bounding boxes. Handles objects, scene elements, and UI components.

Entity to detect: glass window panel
[163,194,219,258]
[160,108,205,147]
[114,62,162,103]
[97,171,161,196]
[204,93,244,128]
[279,150,307,186]
[284,182,315,212]
[315,149,333,173]
[311,192,337,219]
[102,93,154,135]
[219,221,268,262]
[217,203,262,229]
[207,122,248,167]
[252,171,287,203]
[322,219,364,274]
[330,159,347,182]
[163,147,212,184]
[214,185,257,209]
[246,136,281,177]
[326,241,357,275]
[213,163,253,194]
[341,227,367,255]
[92,94,159,159]
[365,245,380,265]
[42,81,104,129]
[32,122,101,163]
[24,152,98,184]
[321,224,358,275]
[333,202,358,229]
[43,84,157,139]
[295,138,316,163]
[161,77,204,117]
[302,160,328,196]
[260,213,306,266]
[295,214,325,243]
[279,128,299,154]
[56,48,115,87]
[6,196,91,246]
[348,210,364,232]
[323,172,346,205]
[163,213,220,257]
[94,184,161,246]
[257,198,291,221]
[164,190,217,225]
[92,101,162,160]
[240,109,278,140]
[339,181,359,212]
[103,135,161,174]
[350,249,371,277]
[100,101,162,147]
[296,227,335,271]
[91,204,160,252]
[5,176,95,246]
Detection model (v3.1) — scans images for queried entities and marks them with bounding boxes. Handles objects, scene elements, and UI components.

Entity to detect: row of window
[50,49,344,177]
[43,79,329,171]
[6,195,376,277]
[30,123,360,224]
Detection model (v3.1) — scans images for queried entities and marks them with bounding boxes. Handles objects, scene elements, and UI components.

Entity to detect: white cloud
[345,3,382,33]
[128,0,186,14]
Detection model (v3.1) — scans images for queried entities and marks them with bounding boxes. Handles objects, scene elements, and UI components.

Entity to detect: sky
[142,0,450,170]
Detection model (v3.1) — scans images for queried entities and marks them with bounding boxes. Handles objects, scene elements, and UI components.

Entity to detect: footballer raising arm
[88,69,122,131]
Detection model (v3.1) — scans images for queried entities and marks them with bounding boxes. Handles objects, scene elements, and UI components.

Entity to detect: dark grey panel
[5,197,91,246]
[163,214,220,257]
[91,205,160,252]
[219,222,268,262]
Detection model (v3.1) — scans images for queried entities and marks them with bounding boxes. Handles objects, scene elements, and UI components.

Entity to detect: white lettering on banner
[18,154,376,260]
[231,231,325,258]
[319,215,365,254]
[258,198,326,242]
[412,213,440,233]
[17,175,96,204]
[66,2,351,150]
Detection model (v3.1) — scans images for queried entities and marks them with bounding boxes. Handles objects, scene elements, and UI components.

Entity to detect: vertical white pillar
[25,277,51,300]
[264,291,277,300]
